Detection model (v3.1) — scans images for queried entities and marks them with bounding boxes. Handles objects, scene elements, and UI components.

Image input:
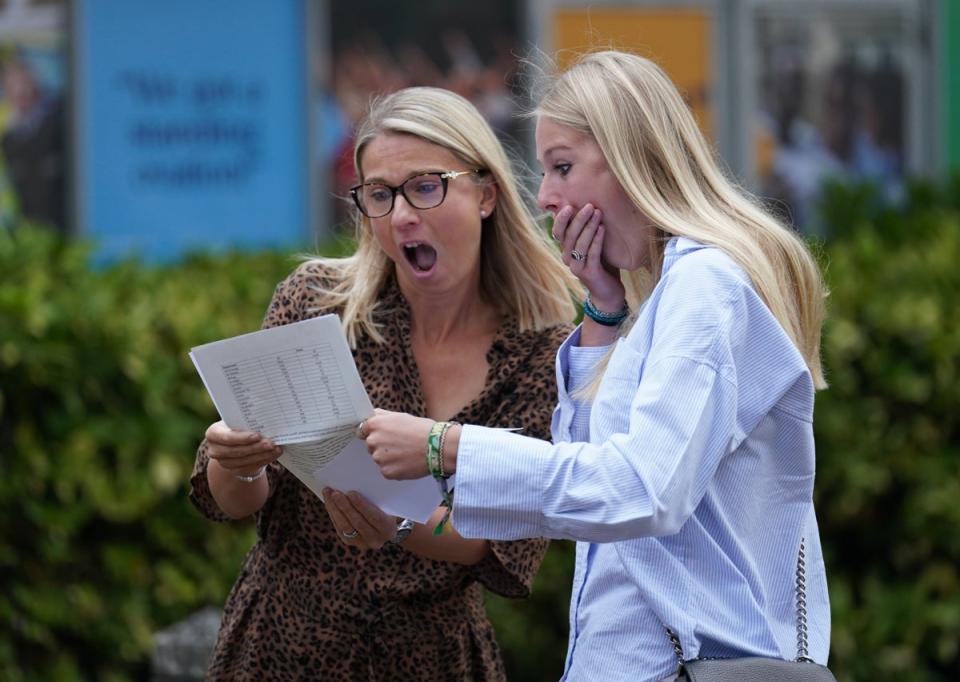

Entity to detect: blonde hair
[538,51,827,388]
[307,86,578,347]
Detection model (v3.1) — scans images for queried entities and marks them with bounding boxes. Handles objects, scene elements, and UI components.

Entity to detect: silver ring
[342,528,359,539]
[570,249,585,262]
[356,419,368,440]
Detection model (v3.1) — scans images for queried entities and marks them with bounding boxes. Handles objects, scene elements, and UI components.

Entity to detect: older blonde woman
[365,51,832,682]
[189,87,577,681]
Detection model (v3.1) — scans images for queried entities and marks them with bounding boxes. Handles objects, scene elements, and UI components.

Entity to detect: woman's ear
[479,179,497,219]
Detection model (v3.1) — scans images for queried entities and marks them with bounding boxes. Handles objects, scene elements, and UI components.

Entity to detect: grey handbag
[667,540,837,682]
[679,657,837,681]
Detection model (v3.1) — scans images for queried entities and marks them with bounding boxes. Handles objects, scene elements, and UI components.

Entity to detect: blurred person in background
[850,53,904,203]
[363,51,832,682]
[190,86,577,680]
[759,51,905,231]
[327,30,521,229]
[0,55,67,233]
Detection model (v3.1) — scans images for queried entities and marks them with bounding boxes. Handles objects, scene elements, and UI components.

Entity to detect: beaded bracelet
[583,294,629,327]
[437,420,458,478]
[233,465,267,483]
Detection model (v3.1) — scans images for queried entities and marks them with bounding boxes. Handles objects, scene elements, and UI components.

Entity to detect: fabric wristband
[426,421,456,535]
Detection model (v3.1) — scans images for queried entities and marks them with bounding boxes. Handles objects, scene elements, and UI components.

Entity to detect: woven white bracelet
[233,465,267,483]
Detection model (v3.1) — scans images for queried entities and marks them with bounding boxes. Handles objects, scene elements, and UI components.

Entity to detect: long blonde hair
[538,51,827,388]
[308,87,577,347]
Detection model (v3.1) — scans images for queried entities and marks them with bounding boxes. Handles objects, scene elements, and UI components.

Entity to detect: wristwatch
[389,518,415,544]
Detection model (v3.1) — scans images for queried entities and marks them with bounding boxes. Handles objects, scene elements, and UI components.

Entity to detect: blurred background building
[0,0,956,257]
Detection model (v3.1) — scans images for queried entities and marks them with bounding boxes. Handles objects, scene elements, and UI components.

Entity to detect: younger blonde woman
[363,51,832,682]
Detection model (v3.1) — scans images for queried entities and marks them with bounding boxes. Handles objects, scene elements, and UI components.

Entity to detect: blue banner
[75,0,308,261]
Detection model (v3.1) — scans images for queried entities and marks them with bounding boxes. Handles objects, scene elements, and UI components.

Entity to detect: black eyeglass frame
[349,169,484,218]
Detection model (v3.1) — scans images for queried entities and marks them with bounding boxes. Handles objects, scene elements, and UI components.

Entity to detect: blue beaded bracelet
[583,294,629,326]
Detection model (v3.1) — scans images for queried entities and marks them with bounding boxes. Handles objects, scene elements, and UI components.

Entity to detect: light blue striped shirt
[454,238,830,681]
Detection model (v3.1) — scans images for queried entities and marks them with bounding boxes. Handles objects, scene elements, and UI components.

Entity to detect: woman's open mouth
[401,241,438,274]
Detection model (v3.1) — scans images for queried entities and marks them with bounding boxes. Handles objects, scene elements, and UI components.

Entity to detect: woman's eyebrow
[537,145,572,165]
[361,169,442,184]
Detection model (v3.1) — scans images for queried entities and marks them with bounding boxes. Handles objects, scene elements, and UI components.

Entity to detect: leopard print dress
[190,261,572,681]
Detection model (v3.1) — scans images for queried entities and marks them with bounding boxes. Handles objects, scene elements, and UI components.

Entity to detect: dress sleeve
[468,536,550,598]
[465,324,571,598]
[188,264,315,521]
[188,440,232,523]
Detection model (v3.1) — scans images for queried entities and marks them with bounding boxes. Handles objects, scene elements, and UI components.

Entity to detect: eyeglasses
[350,169,483,218]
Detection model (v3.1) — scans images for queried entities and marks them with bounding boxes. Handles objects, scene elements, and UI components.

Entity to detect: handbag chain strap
[795,538,812,662]
[665,538,813,664]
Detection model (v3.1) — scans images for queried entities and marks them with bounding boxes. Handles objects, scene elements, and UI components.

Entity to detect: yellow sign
[553,8,712,139]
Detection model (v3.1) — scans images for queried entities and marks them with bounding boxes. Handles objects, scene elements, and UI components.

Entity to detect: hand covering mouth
[402,241,437,272]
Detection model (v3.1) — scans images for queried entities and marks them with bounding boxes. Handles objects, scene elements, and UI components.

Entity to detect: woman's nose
[390,193,418,228]
[537,178,558,214]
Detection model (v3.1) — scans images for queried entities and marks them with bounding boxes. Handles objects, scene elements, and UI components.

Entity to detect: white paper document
[189,315,440,523]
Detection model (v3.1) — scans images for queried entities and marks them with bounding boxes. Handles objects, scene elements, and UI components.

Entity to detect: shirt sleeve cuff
[553,327,611,442]
[567,343,610,393]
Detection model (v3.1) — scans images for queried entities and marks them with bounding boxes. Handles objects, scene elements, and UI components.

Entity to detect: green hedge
[812,178,960,681]
[0,176,958,681]
[0,230,296,681]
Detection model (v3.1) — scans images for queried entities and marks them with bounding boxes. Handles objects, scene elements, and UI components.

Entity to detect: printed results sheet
[190,315,439,522]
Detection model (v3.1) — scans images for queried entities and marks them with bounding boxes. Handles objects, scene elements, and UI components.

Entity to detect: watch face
[392,519,414,543]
